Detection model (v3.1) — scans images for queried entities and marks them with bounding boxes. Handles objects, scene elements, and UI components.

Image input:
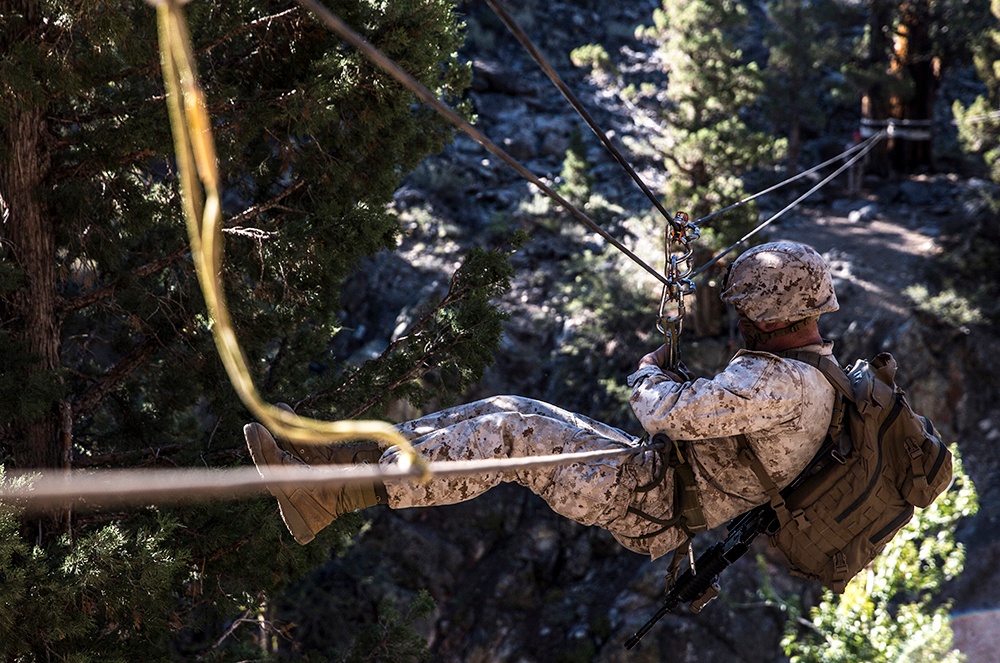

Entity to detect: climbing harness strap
[627,434,708,540]
[626,433,710,594]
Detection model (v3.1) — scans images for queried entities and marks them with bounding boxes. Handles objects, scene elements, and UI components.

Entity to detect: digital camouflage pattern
[382,396,675,553]
[721,241,839,323]
[382,343,836,560]
[625,342,835,557]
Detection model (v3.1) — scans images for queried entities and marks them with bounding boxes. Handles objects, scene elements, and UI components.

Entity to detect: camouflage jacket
[625,342,836,557]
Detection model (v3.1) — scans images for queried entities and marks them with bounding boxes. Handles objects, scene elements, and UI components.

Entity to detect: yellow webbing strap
[154,0,425,476]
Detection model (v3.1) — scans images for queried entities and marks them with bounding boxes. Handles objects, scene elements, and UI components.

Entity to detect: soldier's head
[720,241,838,351]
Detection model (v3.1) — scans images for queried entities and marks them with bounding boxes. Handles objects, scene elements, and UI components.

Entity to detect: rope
[0,441,664,510]
[692,129,887,278]
[0,2,669,508]
[484,0,674,224]
[294,0,672,288]
[155,1,424,470]
[0,4,892,512]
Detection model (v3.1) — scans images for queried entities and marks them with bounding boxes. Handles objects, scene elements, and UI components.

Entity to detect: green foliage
[569,43,616,78]
[638,0,782,248]
[308,239,519,419]
[780,447,977,663]
[952,0,1000,178]
[0,469,188,660]
[343,590,436,663]
[0,331,63,428]
[556,127,594,209]
[548,248,652,428]
[904,284,984,327]
[0,0,503,656]
[955,96,1000,181]
[761,0,857,171]
[941,2,1000,326]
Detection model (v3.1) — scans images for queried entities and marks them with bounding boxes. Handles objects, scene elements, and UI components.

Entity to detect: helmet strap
[739,316,818,350]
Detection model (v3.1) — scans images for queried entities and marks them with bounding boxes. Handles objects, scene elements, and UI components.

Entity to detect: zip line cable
[692,136,884,227]
[484,0,889,282]
[484,0,674,225]
[0,0,666,508]
[1,440,665,511]
[294,0,672,288]
[692,129,887,278]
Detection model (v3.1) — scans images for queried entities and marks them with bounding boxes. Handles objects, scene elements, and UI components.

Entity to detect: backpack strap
[779,350,855,402]
[735,435,809,531]
[778,349,852,461]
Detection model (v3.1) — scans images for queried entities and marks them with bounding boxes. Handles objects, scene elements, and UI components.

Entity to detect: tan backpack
[739,350,953,593]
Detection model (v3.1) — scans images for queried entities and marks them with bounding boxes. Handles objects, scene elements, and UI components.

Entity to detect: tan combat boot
[272,403,384,466]
[244,422,387,545]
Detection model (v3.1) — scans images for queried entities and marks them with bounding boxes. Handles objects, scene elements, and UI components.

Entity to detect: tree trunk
[2,103,70,536]
[788,99,802,176]
[889,0,937,172]
[862,0,896,177]
[2,106,64,470]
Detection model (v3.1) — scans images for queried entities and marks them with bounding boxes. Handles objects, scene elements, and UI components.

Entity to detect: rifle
[624,504,776,650]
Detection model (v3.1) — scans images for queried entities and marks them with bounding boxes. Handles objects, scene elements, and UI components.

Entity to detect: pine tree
[638,0,781,248]
[633,0,782,339]
[0,0,512,656]
[762,0,857,174]
[939,0,1000,324]
[954,0,1000,181]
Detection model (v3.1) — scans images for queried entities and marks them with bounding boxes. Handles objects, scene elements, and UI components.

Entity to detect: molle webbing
[739,349,953,594]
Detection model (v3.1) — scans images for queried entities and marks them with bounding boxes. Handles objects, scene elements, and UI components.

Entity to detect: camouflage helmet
[720,241,839,324]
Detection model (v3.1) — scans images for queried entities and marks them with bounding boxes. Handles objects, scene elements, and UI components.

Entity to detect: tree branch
[299,273,474,412]
[73,444,183,468]
[59,245,190,314]
[60,179,306,314]
[225,179,306,228]
[71,336,161,419]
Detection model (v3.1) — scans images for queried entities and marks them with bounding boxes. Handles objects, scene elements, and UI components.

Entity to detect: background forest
[1,0,999,660]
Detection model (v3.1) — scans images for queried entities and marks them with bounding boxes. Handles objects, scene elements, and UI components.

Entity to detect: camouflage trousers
[382,395,686,557]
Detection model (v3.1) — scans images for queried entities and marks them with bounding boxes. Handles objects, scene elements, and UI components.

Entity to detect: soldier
[245,241,839,557]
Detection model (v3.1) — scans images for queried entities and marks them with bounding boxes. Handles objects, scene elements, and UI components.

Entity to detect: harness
[625,434,710,588]
[627,349,841,589]
[627,435,708,541]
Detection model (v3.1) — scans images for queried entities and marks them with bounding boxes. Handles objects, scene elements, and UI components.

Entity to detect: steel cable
[484,0,674,224]
[294,0,672,287]
[692,130,887,278]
